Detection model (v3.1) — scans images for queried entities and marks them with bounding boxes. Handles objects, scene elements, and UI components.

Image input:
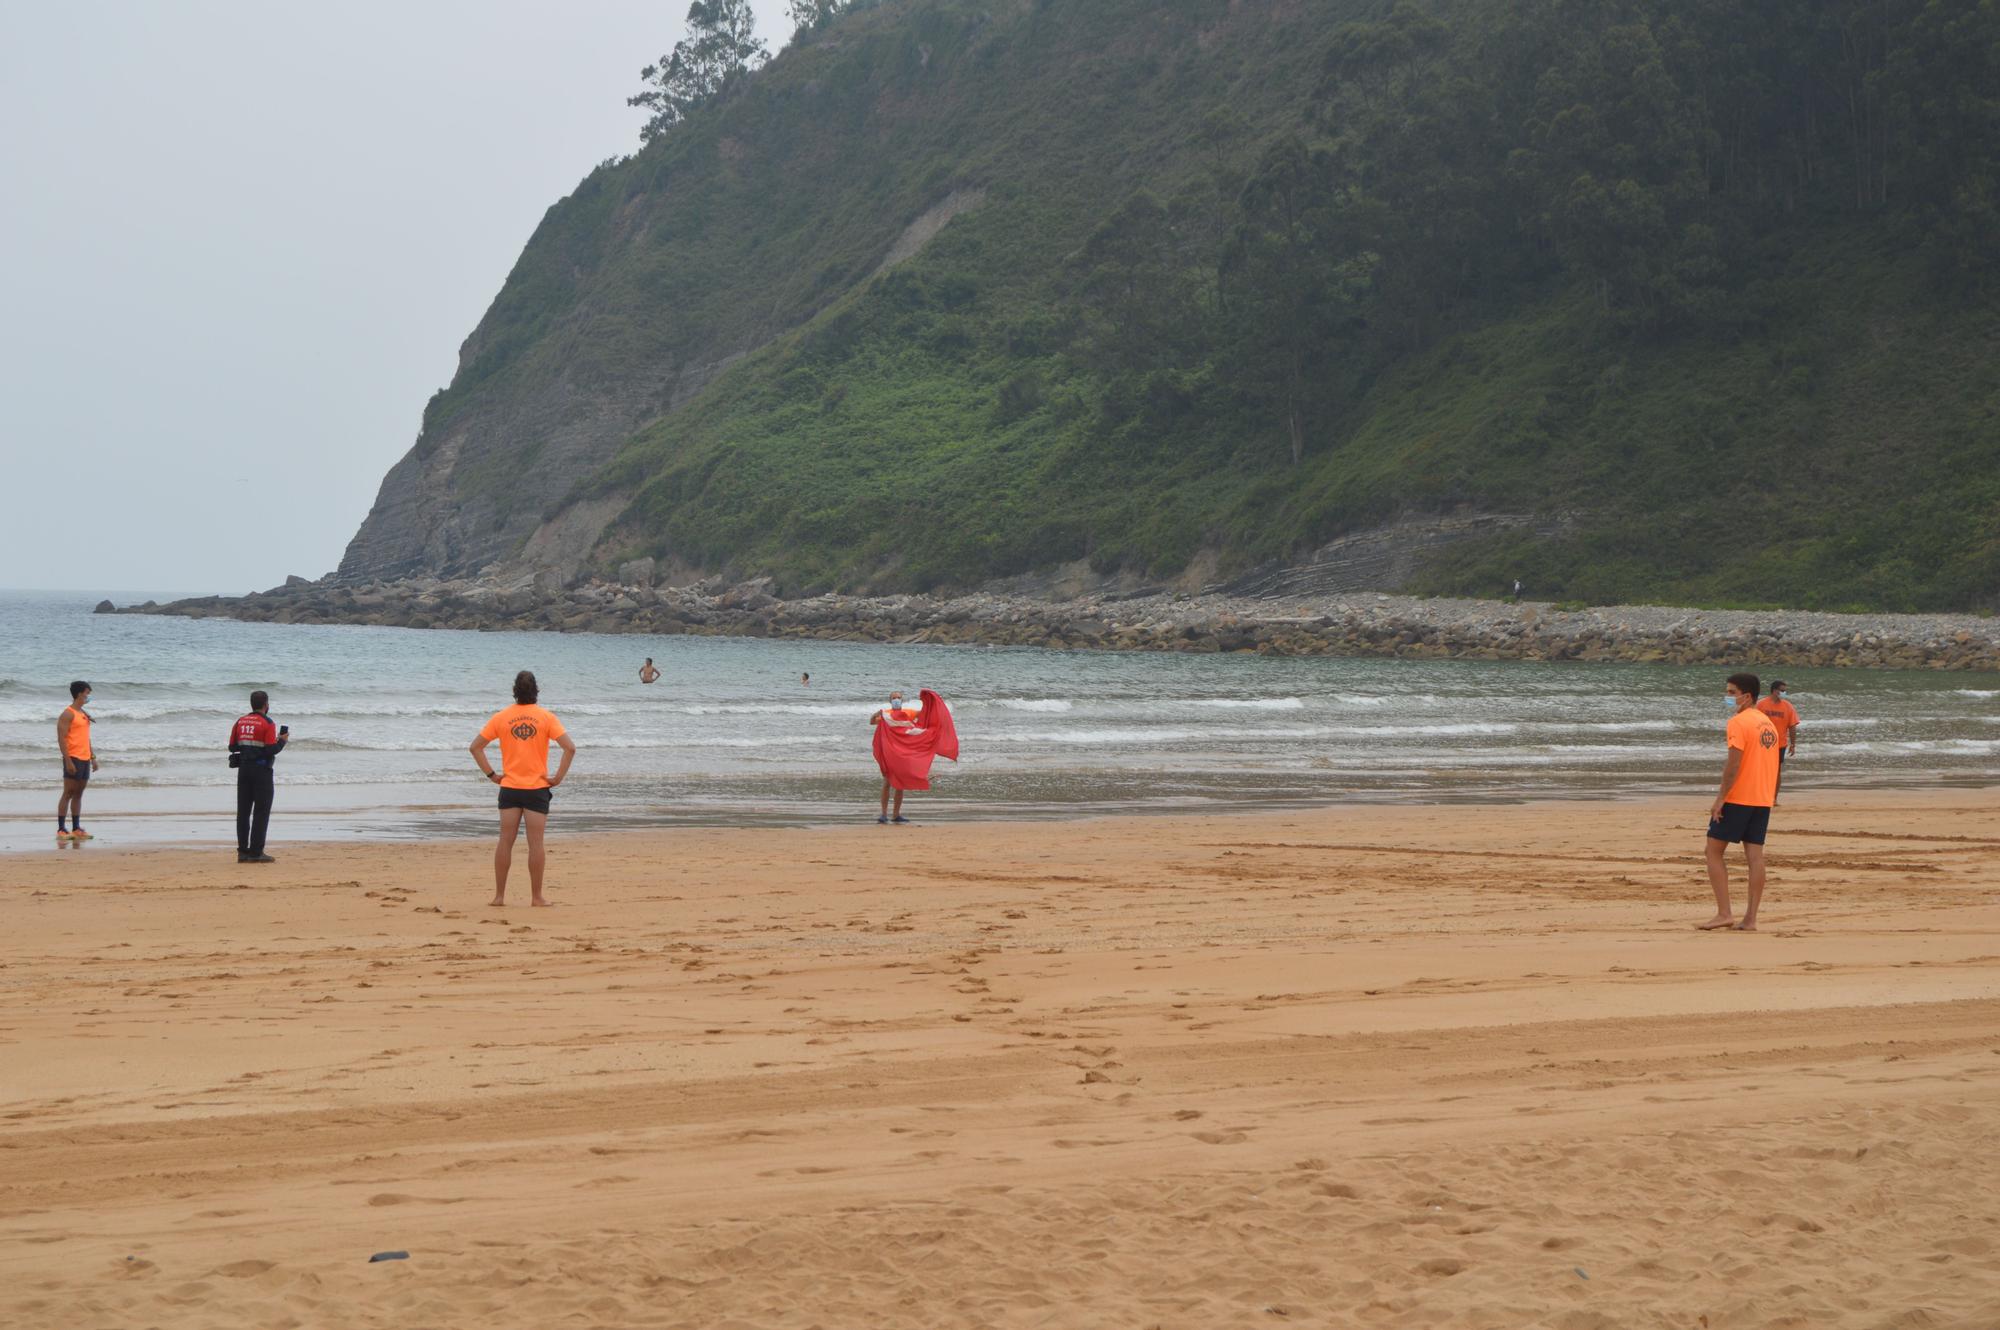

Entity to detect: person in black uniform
[229,690,289,863]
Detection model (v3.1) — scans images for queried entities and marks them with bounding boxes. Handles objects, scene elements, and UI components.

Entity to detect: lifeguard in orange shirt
[56,680,97,841]
[1700,672,1782,933]
[1755,681,1801,801]
[470,670,576,908]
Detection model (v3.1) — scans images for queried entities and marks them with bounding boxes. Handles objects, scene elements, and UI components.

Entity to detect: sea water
[2,588,1994,851]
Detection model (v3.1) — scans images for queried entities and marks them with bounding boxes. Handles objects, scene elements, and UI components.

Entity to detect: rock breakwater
[118,577,2000,672]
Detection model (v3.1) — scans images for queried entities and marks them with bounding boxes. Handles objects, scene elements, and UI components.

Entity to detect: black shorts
[64,758,91,784]
[1707,802,1771,845]
[498,785,552,816]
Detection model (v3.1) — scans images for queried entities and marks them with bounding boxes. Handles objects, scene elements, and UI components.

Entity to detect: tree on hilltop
[784,1,889,46]
[787,0,844,35]
[629,0,768,143]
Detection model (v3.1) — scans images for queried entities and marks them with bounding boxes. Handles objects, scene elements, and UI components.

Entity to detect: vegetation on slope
[445,0,2000,609]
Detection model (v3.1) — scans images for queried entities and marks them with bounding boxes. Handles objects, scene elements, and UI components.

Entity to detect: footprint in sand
[213,1259,276,1278]
[1192,1130,1248,1145]
[755,1165,842,1177]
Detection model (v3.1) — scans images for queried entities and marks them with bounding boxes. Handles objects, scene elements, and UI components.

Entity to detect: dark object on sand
[369,1251,410,1263]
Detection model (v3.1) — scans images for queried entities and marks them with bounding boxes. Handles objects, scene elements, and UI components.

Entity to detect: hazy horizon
[0,0,798,595]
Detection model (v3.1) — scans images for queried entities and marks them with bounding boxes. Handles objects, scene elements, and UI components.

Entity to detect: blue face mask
[1725,696,1741,711]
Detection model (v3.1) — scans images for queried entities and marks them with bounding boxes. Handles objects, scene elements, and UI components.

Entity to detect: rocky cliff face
[328,3,1015,589]
[334,353,680,585]
[326,0,1339,595]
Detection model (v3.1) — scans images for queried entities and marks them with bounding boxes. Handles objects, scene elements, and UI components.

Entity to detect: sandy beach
[5,789,1999,1328]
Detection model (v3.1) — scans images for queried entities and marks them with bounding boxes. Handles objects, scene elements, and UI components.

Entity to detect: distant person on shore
[1756,680,1801,802]
[229,690,289,863]
[870,689,958,824]
[56,681,97,841]
[1511,578,1522,601]
[640,658,660,684]
[1701,672,1782,932]
[471,670,575,907]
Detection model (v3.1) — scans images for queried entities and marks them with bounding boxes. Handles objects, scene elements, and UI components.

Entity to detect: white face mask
[888,697,906,711]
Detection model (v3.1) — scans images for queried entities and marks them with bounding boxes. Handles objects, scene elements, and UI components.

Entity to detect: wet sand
[5,789,1999,1328]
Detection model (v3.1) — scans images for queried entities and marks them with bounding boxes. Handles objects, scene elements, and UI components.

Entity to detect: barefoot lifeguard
[471,670,576,908]
[1700,672,1782,932]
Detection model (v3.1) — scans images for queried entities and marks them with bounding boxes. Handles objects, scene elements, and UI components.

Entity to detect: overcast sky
[0,0,796,596]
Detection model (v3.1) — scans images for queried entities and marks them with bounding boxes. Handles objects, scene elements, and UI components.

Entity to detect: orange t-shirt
[62,706,92,760]
[480,703,567,789]
[1724,706,1781,807]
[1755,697,1799,748]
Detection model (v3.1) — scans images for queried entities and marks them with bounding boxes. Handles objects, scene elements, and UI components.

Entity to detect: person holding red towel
[870,689,958,824]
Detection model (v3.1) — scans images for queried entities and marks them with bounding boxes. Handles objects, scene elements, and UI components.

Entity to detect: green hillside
[389,0,2000,611]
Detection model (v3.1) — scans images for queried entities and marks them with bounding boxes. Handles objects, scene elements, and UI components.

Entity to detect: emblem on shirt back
[1759,729,1776,748]
[511,720,538,741]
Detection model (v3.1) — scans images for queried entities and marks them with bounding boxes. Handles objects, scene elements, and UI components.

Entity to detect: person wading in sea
[55,681,97,841]
[471,670,576,907]
[1700,672,1782,932]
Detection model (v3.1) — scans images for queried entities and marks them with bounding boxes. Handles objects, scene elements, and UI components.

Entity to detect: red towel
[872,689,959,791]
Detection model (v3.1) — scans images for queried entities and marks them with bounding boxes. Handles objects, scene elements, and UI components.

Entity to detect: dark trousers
[236,765,274,854]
